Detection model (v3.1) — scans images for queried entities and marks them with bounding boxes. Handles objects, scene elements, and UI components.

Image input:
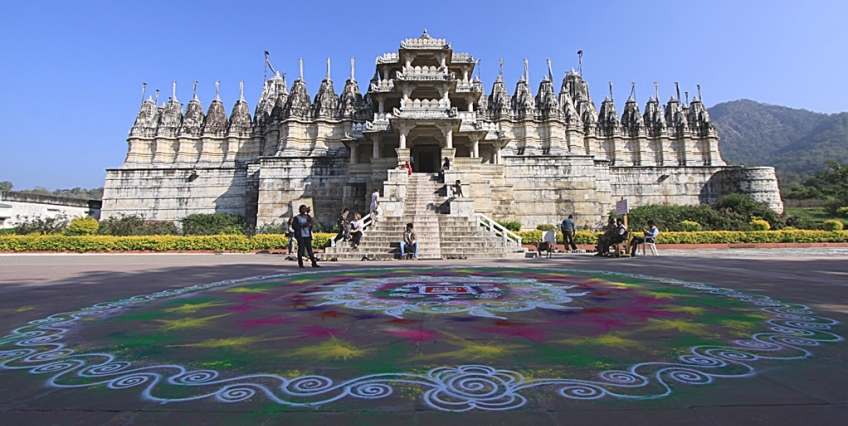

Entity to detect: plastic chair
[641,238,658,256]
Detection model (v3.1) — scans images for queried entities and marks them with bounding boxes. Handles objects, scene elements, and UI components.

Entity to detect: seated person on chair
[596,218,628,256]
[629,220,659,256]
[399,223,419,259]
[594,217,617,254]
[349,213,364,249]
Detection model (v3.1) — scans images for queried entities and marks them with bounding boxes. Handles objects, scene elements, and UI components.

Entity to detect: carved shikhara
[103,31,782,230]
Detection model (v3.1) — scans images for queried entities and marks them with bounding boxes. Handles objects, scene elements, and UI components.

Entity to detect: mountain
[709,100,848,175]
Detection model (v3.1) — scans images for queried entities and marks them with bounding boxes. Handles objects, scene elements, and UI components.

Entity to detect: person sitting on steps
[333,208,350,245]
[452,180,464,197]
[349,213,365,249]
[399,222,419,260]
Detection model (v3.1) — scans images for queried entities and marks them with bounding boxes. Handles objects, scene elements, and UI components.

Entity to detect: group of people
[561,214,659,257]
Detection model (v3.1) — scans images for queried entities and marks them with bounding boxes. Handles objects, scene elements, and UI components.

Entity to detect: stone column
[470,134,480,158]
[396,147,410,168]
[398,125,409,149]
[378,99,385,114]
[349,142,358,164]
[440,126,453,149]
[372,135,380,159]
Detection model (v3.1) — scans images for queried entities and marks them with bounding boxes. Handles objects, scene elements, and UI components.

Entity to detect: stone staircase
[324,173,524,260]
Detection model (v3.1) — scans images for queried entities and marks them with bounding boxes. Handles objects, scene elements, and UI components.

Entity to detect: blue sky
[1,0,845,190]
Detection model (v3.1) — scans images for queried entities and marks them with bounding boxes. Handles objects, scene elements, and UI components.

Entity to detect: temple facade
[102,32,783,230]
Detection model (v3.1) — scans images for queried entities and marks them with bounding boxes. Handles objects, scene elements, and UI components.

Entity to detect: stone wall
[101,167,248,221]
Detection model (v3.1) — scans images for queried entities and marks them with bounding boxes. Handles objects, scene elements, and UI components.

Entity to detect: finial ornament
[685,91,689,106]
[239,81,245,101]
[299,58,304,81]
[629,82,636,100]
[577,50,583,75]
[609,82,614,103]
[523,58,529,83]
[654,82,659,101]
[141,82,147,104]
[675,82,680,102]
[498,59,504,77]
[350,57,355,81]
[172,81,177,102]
[476,58,481,80]
[154,89,160,106]
[215,81,220,101]
[326,57,331,80]
[697,84,702,102]
[547,59,554,82]
[193,81,198,100]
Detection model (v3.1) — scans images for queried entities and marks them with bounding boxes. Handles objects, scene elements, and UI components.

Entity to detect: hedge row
[0,233,335,253]
[1,230,847,253]
[516,230,848,245]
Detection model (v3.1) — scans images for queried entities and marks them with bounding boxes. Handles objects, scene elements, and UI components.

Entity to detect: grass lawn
[785,207,848,229]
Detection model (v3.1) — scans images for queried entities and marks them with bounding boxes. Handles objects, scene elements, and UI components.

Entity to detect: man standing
[292,205,320,268]
[400,223,419,260]
[561,214,578,252]
[333,208,350,245]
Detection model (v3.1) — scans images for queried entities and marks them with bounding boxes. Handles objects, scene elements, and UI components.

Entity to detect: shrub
[715,193,782,229]
[536,224,557,232]
[678,220,702,232]
[64,216,99,235]
[837,207,848,219]
[97,214,178,236]
[823,198,847,216]
[181,213,244,236]
[13,214,69,235]
[0,228,15,235]
[823,220,844,231]
[255,221,286,235]
[496,221,521,232]
[749,219,771,231]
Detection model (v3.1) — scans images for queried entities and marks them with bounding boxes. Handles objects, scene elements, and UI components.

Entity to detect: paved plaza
[1,249,847,425]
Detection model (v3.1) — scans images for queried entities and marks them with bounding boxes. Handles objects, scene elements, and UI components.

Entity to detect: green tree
[0,181,12,191]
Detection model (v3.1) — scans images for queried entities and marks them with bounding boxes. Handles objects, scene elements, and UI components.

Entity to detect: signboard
[615,199,629,216]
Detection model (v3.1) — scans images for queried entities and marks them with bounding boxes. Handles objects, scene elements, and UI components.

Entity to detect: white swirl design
[0,268,842,412]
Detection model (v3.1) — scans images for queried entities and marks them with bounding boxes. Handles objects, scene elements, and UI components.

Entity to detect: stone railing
[396,66,454,81]
[347,122,366,138]
[376,53,399,64]
[400,37,449,50]
[452,52,473,62]
[475,213,523,248]
[369,80,394,93]
[455,81,482,93]
[393,106,457,119]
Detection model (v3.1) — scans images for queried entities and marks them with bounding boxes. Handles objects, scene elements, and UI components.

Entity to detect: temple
[102,31,783,241]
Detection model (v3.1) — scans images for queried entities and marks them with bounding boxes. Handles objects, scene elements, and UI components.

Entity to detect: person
[630,220,659,256]
[561,214,578,252]
[333,208,350,244]
[370,189,380,226]
[399,222,419,259]
[401,160,412,176]
[349,213,364,249]
[452,180,464,197]
[291,205,320,268]
[438,157,451,181]
[596,218,628,256]
[594,217,616,254]
[285,217,297,255]
[409,155,415,172]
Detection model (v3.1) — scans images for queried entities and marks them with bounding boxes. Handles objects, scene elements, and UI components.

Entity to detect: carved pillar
[349,142,358,164]
[440,125,453,149]
[398,124,410,149]
[378,99,385,114]
[471,135,480,158]
[372,135,380,159]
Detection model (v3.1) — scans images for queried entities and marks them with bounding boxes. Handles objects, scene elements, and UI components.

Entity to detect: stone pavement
[0,249,846,425]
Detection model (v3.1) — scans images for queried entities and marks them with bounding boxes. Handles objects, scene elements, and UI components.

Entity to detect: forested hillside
[709,100,848,177]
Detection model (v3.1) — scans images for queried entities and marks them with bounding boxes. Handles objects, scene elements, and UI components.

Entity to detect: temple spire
[215,81,221,101]
[523,58,529,83]
[350,57,355,81]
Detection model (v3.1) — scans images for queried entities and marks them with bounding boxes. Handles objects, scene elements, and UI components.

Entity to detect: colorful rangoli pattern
[0,267,842,412]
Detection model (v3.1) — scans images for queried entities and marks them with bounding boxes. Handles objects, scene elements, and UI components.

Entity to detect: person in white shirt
[370,189,380,226]
[349,213,365,249]
[630,220,659,256]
